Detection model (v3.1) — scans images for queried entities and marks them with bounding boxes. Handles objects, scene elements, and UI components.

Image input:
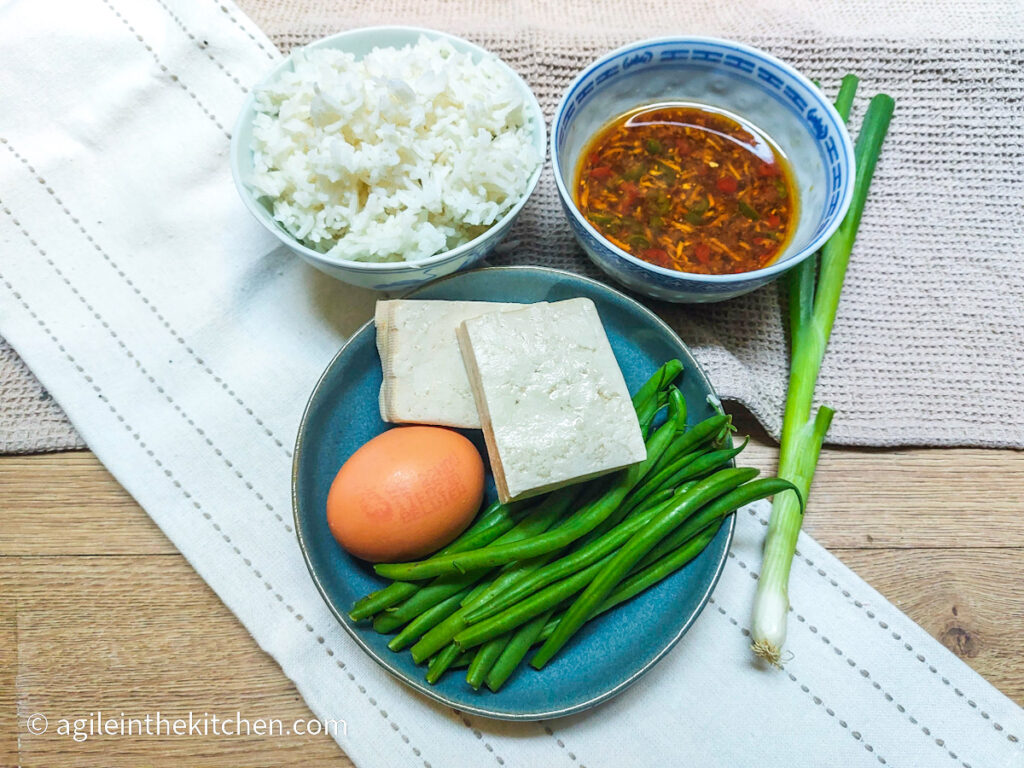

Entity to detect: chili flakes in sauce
[576,103,797,275]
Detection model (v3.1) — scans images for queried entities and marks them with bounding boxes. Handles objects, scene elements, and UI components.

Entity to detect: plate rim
[292,265,736,720]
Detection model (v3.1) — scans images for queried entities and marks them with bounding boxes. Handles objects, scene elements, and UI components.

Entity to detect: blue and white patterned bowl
[230,27,546,292]
[552,37,855,303]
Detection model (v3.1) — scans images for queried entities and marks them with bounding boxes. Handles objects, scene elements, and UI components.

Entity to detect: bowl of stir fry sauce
[552,37,855,303]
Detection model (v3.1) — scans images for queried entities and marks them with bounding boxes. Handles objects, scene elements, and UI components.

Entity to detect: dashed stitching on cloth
[149,0,249,91]
[730,549,971,766]
[0,137,291,457]
[213,0,279,60]
[96,0,231,138]
[452,711,507,766]
[542,723,585,767]
[0,270,437,768]
[744,505,1018,743]
[708,597,890,765]
[0,199,294,534]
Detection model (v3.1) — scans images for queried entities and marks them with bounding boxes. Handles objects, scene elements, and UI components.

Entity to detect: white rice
[248,37,540,263]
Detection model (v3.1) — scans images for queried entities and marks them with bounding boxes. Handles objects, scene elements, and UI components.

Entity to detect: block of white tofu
[457,298,647,502]
[375,300,527,428]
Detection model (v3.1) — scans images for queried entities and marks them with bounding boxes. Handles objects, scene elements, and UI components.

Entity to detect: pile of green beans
[348,360,800,692]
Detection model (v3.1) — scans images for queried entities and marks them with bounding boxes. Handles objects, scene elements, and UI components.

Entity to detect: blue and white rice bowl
[230,26,546,292]
[552,37,856,303]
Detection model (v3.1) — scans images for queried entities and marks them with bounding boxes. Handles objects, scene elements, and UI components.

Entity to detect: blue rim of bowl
[229,26,547,275]
[291,265,736,720]
[550,36,856,284]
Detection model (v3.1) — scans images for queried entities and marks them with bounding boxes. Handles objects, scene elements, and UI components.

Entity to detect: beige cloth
[0,338,85,452]
[3,0,1023,452]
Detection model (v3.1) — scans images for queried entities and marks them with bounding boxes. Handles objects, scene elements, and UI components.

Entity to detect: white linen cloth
[1,1,1021,766]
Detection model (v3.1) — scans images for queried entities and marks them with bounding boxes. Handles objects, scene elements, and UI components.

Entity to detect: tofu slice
[376,300,527,428]
[374,300,393,421]
[457,298,647,502]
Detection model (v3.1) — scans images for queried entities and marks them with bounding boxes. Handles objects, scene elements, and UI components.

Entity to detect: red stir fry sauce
[575,103,797,275]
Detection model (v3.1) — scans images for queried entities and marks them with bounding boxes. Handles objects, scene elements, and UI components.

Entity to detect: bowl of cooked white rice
[230,27,546,290]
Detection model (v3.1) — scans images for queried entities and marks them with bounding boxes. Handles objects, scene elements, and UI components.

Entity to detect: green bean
[612,434,734,524]
[349,582,419,623]
[636,400,661,439]
[455,471,752,652]
[713,420,734,449]
[576,480,691,573]
[359,366,799,687]
[631,359,683,410]
[531,467,759,668]
[410,553,552,663]
[387,585,473,651]
[461,480,631,617]
[630,521,716,576]
[634,436,746,507]
[464,493,681,623]
[563,410,706,553]
[664,385,689,435]
[636,386,668,439]
[378,491,618,582]
[461,552,555,608]
[372,574,478,634]
[628,360,682,439]
[575,484,675,552]
[420,477,671,658]
[639,477,802,572]
[349,499,521,620]
[409,477,648,663]
[607,482,677,527]
[572,400,701,546]
[622,447,709,511]
[486,609,554,692]
[412,601,489,663]
[624,360,682,441]
[371,488,578,632]
[426,643,461,684]
[535,616,557,644]
[466,635,510,689]
[530,477,802,651]
[462,498,522,538]
[634,399,659,442]
[635,412,730,493]
[641,387,689,478]
[667,387,687,435]
[451,649,474,669]
[531,525,721,647]
[453,554,616,650]
[658,439,749,488]
[375,416,681,582]
[602,523,722,610]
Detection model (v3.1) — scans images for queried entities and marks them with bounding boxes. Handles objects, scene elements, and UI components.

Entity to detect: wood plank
[839,548,1024,705]
[4,438,1024,557]
[2,448,1022,768]
[0,453,176,556]
[0,582,17,768]
[730,413,1024,549]
[0,556,353,768]
[2,548,1019,768]
[802,447,1024,549]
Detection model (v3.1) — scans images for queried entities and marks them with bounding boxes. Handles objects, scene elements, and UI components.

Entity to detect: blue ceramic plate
[292,266,734,720]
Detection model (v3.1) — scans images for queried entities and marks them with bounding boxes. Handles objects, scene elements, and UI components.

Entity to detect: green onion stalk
[751,77,895,666]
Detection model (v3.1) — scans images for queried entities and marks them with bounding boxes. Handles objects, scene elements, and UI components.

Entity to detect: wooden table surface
[2,416,1023,766]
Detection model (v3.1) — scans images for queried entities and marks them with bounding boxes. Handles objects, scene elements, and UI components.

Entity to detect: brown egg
[326,426,485,562]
